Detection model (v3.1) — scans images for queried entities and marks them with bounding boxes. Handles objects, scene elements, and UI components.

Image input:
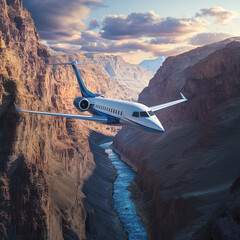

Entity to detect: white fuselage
[88,97,164,132]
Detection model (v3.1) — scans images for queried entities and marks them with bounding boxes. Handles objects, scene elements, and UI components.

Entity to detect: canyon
[1,0,240,239]
[113,37,240,239]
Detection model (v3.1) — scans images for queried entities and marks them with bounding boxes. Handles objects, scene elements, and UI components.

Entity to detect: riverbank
[82,132,127,239]
[111,144,150,237]
[101,142,148,239]
[127,181,150,236]
[111,144,138,173]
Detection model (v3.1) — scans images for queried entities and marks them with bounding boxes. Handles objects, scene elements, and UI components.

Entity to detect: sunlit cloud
[100,11,208,40]
[196,7,238,24]
[81,39,155,53]
[150,36,189,45]
[81,38,195,60]
[23,0,106,41]
[22,1,238,63]
[189,32,233,45]
[49,43,81,53]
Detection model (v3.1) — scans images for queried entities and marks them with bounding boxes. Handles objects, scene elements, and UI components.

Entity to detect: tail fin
[48,61,95,97]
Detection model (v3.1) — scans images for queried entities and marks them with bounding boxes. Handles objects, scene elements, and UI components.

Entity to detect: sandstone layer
[0,0,127,239]
[113,38,240,240]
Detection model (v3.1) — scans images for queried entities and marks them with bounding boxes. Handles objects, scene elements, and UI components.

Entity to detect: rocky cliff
[85,53,154,100]
[0,0,127,239]
[113,38,240,240]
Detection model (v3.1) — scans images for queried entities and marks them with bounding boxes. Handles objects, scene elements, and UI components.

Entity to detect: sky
[23,0,240,63]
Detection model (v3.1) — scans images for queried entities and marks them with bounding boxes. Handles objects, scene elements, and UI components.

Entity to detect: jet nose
[154,123,164,132]
[152,119,165,132]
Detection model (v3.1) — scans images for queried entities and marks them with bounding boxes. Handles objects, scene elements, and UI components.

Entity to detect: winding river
[100,142,147,240]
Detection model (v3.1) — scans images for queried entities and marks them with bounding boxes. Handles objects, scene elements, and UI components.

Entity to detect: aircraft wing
[14,103,107,122]
[150,93,187,112]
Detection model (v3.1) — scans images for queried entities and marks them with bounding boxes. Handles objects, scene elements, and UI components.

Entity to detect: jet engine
[74,97,90,111]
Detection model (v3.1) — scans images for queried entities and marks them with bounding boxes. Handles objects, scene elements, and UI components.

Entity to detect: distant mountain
[139,56,166,72]
[85,53,154,100]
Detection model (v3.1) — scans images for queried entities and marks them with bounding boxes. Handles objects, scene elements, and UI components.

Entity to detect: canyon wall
[113,38,240,240]
[0,0,127,239]
[85,53,154,100]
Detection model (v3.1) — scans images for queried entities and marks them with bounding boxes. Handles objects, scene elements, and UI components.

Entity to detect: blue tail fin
[71,61,95,97]
[48,61,96,98]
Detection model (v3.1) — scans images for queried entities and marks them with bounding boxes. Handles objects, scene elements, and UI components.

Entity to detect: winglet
[14,103,21,112]
[180,92,187,101]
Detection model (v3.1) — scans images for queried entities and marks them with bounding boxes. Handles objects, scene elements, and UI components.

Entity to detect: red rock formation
[113,38,240,240]
[0,0,127,239]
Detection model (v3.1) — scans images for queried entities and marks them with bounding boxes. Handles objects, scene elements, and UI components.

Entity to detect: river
[100,141,147,240]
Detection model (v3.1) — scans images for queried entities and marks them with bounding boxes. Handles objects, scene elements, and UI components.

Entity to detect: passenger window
[132,112,139,117]
[140,111,149,117]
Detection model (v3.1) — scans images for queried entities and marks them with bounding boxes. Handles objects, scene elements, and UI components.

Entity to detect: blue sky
[23,0,240,63]
[90,0,240,19]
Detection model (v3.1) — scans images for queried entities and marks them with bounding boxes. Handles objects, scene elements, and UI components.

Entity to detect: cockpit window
[140,111,149,117]
[148,111,155,116]
[132,112,139,117]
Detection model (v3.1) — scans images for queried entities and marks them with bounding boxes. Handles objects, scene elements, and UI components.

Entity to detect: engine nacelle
[73,97,90,111]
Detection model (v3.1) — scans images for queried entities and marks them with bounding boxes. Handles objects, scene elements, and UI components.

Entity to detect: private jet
[14,61,187,132]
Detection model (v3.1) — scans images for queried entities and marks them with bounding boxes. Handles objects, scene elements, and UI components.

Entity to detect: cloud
[23,0,105,41]
[150,36,188,45]
[196,7,238,24]
[23,3,238,63]
[81,39,154,53]
[100,11,208,40]
[189,32,233,45]
[69,30,100,45]
[87,19,100,30]
[80,38,193,58]
[49,43,81,53]
[83,1,107,9]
